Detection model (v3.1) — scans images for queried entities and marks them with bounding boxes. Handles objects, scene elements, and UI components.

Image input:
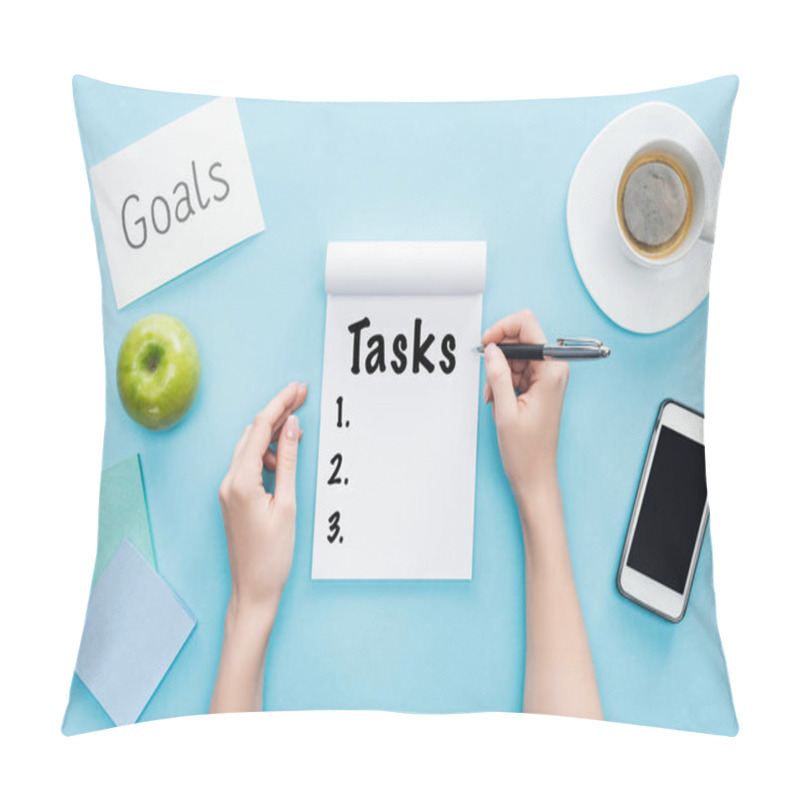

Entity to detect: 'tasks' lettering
[347,316,457,375]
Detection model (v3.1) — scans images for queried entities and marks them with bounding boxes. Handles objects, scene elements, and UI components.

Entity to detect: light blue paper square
[75,539,196,726]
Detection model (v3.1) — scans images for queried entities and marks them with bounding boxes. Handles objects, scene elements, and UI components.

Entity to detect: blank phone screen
[627,425,708,594]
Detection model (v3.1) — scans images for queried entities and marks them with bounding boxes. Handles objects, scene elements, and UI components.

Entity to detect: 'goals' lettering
[121,160,230,250]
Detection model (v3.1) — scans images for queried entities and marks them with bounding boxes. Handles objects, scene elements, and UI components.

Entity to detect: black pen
[475,338,610,361]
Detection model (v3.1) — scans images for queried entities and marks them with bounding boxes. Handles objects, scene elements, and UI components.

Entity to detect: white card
[312,242,486,579]
[89,97,264,308]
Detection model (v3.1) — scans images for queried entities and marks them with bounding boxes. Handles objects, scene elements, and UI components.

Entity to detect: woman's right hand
[484,312,603,721]
[482,309,569,510]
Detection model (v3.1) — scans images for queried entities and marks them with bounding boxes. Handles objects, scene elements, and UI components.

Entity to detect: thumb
[484,344,517,420]
[274,415,300,510]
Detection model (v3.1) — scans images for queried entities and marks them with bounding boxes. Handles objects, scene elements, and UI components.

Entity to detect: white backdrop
[2,1,797,795]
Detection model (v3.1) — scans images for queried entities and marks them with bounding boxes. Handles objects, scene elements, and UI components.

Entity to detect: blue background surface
[64,75,738,735]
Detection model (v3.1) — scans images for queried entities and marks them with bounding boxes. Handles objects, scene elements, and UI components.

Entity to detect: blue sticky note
[93,455,156,585]
[75,539,196,726]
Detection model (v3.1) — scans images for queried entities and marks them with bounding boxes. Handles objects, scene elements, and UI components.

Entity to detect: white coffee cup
[616,140,713,268]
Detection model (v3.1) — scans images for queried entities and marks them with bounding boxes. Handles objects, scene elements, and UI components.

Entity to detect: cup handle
[699,181,720,245]
[699,227,715,245]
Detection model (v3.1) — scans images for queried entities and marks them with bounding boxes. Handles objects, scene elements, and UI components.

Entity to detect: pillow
[63,74,738,735]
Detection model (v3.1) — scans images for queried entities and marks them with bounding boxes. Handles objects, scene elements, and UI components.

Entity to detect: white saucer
[567,102,722,334]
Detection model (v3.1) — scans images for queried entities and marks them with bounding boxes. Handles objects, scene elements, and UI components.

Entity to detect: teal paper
[65,75,738,736]
[93,454,155,584]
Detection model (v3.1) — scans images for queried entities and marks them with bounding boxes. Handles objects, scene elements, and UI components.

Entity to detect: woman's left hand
[218,381,308,616]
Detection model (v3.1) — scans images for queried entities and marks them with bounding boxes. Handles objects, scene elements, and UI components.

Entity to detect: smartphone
[617,400,709,622]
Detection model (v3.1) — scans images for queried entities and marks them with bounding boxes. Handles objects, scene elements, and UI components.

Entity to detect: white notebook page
[312,241,486,579]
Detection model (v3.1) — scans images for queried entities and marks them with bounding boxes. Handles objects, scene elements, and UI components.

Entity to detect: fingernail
[286,415,299,440]
[484,343,498,361]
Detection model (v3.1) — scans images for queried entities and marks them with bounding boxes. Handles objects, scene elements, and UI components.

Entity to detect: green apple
[117,314,201,431]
